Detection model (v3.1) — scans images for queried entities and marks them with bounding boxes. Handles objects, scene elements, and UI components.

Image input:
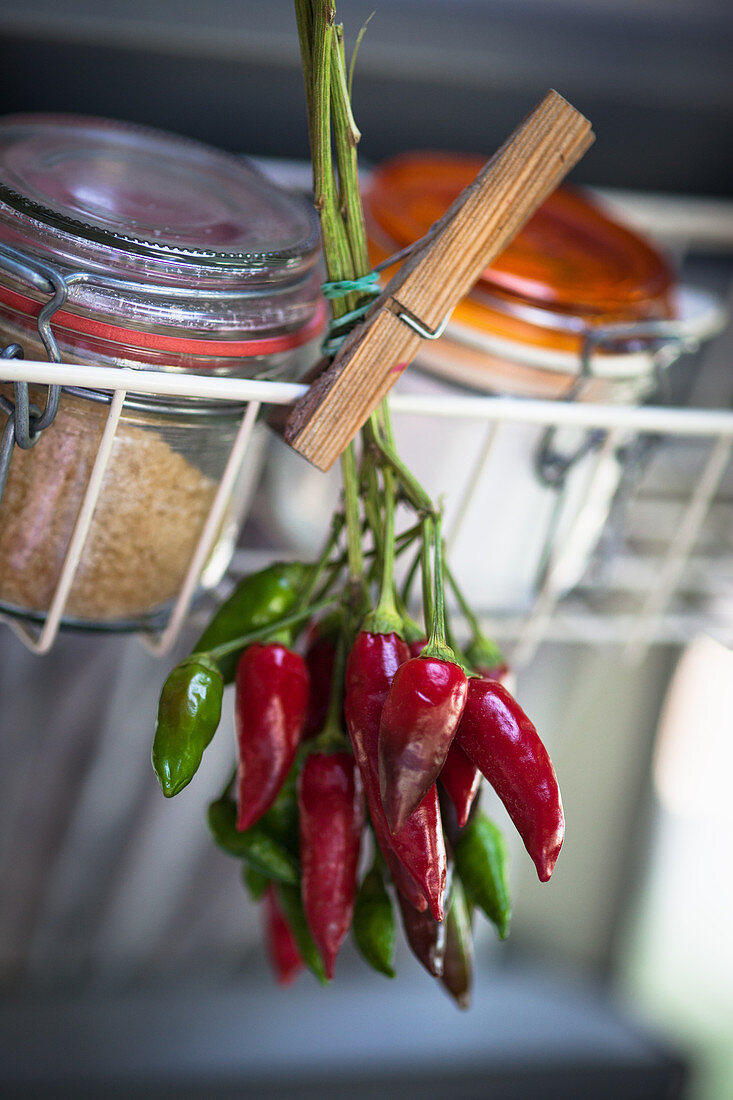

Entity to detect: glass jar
[363,151,684,401]
[264,151,725,616]
[0,114,323,628]
[357,152,724,612]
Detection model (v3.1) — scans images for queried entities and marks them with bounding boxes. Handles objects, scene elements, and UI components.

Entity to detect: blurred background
[1,1,732,1098]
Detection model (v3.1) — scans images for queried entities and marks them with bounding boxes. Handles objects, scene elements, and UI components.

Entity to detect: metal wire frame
[1,358,733,659]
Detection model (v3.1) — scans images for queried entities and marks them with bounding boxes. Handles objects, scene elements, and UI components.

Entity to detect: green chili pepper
[276,883,330,985]
[207,796,299,886]
[152,655,224,798]
[193,562,311,683]
[440,876,474,1010]
[454,811,511,940]
[259,765,300,856]
[352,866,397,979]
[242,865,269,902]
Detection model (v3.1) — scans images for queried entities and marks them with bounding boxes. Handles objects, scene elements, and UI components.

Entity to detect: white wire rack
[2,356,733,664]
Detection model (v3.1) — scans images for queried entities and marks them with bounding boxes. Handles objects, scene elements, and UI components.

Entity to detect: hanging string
[320,271,380,357]
[321,271,381,300]
[319,241,420,357]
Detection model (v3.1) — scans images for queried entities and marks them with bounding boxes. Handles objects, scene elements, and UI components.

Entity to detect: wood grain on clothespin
[285,89,594,470]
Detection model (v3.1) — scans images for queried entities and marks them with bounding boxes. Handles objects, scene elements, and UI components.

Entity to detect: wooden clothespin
[285,89,594,470]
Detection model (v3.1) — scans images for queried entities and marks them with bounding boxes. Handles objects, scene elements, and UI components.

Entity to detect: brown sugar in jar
[0,115,323,627]
[0,385,218,620]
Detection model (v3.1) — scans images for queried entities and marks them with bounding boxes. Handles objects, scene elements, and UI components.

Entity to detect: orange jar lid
[363,152,675,353]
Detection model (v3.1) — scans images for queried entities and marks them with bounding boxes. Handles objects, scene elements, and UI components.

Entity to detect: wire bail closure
[534,316,703,489]
[0,242,71,505]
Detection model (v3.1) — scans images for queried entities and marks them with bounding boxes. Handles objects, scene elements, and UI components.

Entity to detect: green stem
[341,441,365,600]
[360,449,384,574]
[347,11,374,101]
[376,399,397,450]
[401,542,422,608]
[294,512,344,615]
[313,558,346,604]
[444,557,506,670]
[420,516,434,636]
[422,514,455,662]
[444,558,484,643]
[203,598,335,662]
[379,466,398,613]
[312,628,349,752]
[395,521,422,552]
[362,462,402,636]
[330,25,370,280]
[297,0,354,311]
[369,430,436,516]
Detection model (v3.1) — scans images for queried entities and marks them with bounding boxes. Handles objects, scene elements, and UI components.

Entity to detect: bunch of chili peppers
[151,0,564,1008]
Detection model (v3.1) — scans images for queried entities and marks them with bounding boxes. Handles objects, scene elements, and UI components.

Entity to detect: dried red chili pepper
[457,678,564,882]
[379,513,469,833]
[439,877,474,1010]
[298,751,365,979]
[397,886,447,978]
[438,782,480,851]
[440,656,511,828]
[301,621,338,740]
[440,740,482,830]
[235,643,309,832]
[263,884,303,987]
[379,655,468,834]
[344,629,447,922]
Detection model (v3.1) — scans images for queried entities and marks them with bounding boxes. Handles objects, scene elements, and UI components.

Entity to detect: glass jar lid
[0,113,319,276]
[0,114,324,366]
[364,152,675,337]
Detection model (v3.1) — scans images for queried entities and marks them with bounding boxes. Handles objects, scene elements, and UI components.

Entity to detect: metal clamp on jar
[0,114,323,647]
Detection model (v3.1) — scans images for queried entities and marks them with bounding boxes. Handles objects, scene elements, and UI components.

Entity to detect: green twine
[319,244,419,357]
[320,271,382,356]
[322,271,381,299]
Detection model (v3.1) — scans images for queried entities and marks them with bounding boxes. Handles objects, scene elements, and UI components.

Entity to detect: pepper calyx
[361,606,404,638]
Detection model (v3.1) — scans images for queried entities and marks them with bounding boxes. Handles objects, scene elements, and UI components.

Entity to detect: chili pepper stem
[296,0,355,311]
[420,517,434,634]
[311,629,350,752]
[445,558,505,668]
[401,542,422,613]
[361,450,385,580]
[294,513,345,616]
[341,443,363,577]
[202,597,336,663]
[422,514,457,662]
[330,23,370,278]
[362,462,403,637]
[369,430,437,518]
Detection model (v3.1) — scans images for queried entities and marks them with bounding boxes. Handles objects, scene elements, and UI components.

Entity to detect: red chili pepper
[235,643,309,832]
[439,740,481,829]
[344,630,447,922]
[440,877,474,1009]
[397,888,447,978]
[457,678,564,882]
[301,625,337,740]
[298,751,365,979]
[440,660,508,827]
[380,839,429,914]
[475,661,511,685]
[263,884,303,987]
[379,656,468,834]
